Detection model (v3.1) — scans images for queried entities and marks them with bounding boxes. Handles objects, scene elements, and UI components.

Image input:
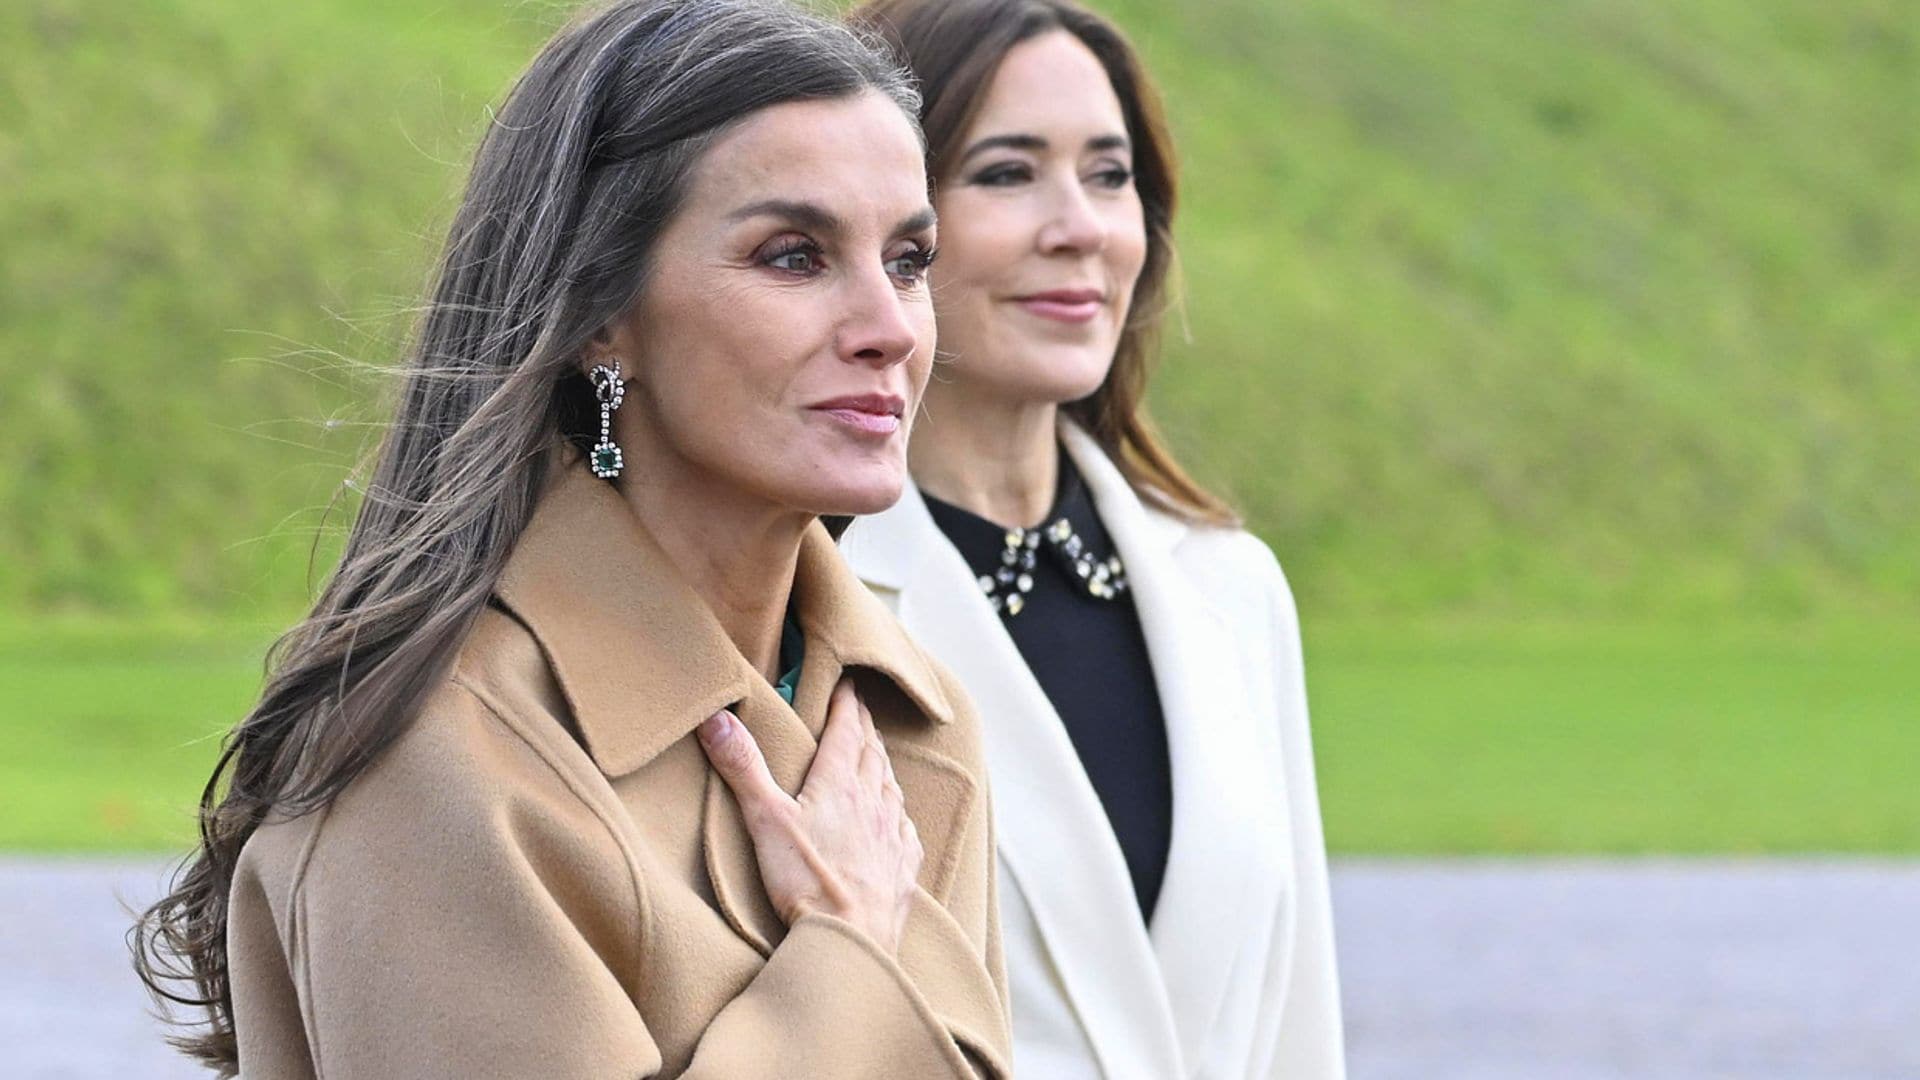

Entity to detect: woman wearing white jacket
[843,1,1347,1076]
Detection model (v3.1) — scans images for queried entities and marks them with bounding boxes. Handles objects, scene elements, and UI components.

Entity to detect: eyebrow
[727,198,937,238]
[955,132,1131,168]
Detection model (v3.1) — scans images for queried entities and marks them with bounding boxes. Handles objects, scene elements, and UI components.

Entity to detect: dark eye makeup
[758,235,823,274]
[887,245,939,283]
[757,234,938,284]
[969,162,1034,187]
[965,161,1135,190]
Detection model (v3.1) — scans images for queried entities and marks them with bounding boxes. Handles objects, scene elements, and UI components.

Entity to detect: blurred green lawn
[1306,618,1919,853]
[5,617,1913,854]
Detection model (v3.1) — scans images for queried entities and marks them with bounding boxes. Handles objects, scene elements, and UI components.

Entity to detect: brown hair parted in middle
[849,0,1237,527]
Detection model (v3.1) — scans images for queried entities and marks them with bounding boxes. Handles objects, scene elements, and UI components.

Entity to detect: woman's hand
[697,677,923,956]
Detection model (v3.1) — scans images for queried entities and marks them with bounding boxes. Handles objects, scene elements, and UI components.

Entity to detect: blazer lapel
[1062,424,1292,1071]
[843,482,1186,1079]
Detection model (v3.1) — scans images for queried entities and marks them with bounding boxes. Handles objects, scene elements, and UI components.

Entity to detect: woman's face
[928,31,1148,407]
[602,90,937,517]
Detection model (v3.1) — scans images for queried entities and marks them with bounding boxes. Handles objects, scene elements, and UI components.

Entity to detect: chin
[1026,341,1117,405]
[786,461,907,518]
[808,484,904,517]
[828,488,905,517]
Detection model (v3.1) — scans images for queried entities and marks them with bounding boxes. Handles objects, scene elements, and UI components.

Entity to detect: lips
[1013,287,1105,324]
[809,393,905,436]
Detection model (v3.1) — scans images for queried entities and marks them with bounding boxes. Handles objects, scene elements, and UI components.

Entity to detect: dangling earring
[588,360,625,479]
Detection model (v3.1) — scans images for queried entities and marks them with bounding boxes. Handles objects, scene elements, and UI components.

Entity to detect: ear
[582,312,640,380]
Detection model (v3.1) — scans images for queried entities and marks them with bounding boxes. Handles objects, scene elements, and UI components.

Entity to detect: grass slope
[2,0,1915,620]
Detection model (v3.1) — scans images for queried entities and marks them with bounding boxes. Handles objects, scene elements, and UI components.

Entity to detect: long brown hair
[849,0,1236,526]
[128,1,919,1073]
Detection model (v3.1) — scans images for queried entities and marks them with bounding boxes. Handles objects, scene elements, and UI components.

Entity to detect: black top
[923,452,1174,923]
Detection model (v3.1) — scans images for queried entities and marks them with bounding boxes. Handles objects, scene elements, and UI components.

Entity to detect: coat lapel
[495,457,1007,1065]
[842,479,1186,1079]
[1061,424,1292,1071]
[698,524,974,956]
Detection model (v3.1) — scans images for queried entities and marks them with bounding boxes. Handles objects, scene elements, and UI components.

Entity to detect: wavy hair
[129,1,918,1072]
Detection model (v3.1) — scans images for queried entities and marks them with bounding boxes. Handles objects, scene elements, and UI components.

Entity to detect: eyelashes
[758,236,939,284]
[762,238,823,274]
[889,246,939,282]
[966,162,1134,189]
[969,162,1032,187]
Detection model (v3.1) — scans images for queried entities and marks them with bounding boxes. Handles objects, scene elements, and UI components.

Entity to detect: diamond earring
[588,361,625,479]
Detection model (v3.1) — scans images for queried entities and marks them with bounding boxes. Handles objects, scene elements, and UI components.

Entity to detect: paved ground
[1330,859,1920,1080]
[4,857,1916,1078]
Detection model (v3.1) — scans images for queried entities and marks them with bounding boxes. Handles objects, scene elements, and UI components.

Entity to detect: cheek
[1104,235,1150,334]
[932,194,1027,296]
[695,282,818,390]
[930,216,1021,362]
[908,306,937,396]
[655,322,752,415]
[634,292,798,447]
[1109,205,1150,289]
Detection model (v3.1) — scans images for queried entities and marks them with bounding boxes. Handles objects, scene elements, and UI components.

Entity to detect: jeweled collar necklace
[921,452,1129,619]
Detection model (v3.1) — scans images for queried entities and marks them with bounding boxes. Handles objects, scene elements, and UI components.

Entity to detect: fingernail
[700,711,732,746]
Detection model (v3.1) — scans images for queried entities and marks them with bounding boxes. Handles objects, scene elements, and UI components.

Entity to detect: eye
[1091,165,1134,190]
[970,162,1033,187]
[886,245,938,285]
[761,238,824,275]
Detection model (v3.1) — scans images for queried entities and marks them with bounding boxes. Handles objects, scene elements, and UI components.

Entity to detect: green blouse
[773,611,804,706]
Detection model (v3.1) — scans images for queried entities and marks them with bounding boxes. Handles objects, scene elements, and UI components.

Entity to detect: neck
[611,455,807,684]
[909,380,1060,530]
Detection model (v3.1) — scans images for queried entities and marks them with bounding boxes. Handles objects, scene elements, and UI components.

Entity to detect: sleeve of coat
[1247,547,1349,1080]
[226,684,1003,1080]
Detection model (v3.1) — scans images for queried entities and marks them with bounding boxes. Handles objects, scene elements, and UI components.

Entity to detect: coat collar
[493,453,953,779]
[841,418,1288,1076]
[844,474,1188,1079]
[1066,425,1291,1070]
[1058,420,1189,557]
[848,419,1188,593]
[492,456,1006,1072]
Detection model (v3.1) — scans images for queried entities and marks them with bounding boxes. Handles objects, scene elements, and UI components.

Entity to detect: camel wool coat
[225,458,1013,1079]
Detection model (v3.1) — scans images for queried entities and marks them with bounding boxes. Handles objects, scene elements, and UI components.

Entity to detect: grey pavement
[1330,859,1920,1080]
[3,856,1916,1079]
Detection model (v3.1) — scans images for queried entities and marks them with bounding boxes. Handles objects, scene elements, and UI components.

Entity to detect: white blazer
[840,422,1346,1079]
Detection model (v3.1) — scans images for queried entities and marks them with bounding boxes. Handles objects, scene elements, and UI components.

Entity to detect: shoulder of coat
[252,611,609,863]
[1173,521,1288,594]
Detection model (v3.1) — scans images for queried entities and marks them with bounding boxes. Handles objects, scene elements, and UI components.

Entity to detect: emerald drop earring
[588,360,626,479]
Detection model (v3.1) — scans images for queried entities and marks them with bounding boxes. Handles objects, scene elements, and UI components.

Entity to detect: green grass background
[1,0,1914,852]
[7,615,1915,854]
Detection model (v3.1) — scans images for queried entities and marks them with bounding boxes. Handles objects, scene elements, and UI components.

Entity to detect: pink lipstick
[809,393,905,436]
[1014,287,1104,324]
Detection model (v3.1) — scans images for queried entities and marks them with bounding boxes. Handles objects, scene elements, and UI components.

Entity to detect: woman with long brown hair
[841,1,1346,1075]
[130,1,1012,1076]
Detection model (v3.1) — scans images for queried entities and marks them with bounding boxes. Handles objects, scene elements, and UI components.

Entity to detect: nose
[1036,178,1108,255]
[837,266,923,370]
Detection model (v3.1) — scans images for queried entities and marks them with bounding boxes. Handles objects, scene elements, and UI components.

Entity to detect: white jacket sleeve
[1251,551,1348,1079]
